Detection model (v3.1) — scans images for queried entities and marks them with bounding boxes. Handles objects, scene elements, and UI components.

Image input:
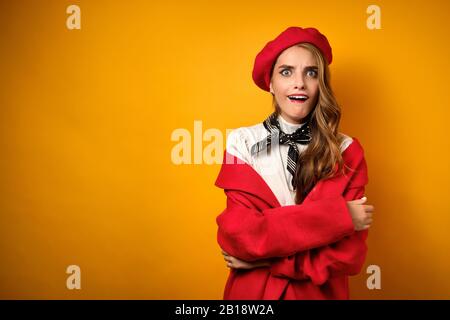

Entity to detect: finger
[360,196,367,203]
[222,250,229,256]
[224,255,233,261]
[351,196,367,204]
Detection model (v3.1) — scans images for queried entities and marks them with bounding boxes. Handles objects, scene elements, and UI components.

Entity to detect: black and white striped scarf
[250,112,312,189]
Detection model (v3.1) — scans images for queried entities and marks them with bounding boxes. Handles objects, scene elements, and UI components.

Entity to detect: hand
[346,196,375,231]
[221,250,271,270]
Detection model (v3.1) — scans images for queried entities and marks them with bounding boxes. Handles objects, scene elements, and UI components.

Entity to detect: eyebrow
[278,64,318,70]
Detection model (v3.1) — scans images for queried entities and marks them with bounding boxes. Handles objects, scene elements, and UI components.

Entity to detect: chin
[284,108,308,121]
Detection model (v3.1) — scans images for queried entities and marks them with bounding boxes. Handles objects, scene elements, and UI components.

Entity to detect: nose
[293,73,306,89]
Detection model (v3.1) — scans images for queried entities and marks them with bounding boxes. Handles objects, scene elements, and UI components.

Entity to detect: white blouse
[226,114,353,206]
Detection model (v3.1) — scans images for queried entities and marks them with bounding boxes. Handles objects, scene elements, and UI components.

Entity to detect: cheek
[272,77,289,92]
[308,81,320,97]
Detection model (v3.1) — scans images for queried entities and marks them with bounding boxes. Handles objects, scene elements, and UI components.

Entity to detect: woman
[215,26,375,300]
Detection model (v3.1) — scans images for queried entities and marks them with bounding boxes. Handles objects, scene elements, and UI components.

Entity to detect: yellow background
[1,0,449,299]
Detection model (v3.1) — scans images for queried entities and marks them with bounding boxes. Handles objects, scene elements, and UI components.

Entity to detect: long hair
[270,42,348,204]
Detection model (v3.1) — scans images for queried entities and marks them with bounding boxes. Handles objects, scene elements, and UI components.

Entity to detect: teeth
[288,95,308,100]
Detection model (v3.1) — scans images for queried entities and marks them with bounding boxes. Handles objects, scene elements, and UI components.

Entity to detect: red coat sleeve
[216,191,355,262]
[268,185,369,285]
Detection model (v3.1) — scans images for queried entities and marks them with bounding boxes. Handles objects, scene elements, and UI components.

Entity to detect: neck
[278,112,307,125]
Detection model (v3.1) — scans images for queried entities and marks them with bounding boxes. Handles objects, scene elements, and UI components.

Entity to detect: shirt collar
[277,114,307,134]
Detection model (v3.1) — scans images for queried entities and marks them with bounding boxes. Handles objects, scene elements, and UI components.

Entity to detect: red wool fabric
[215,137,369,300]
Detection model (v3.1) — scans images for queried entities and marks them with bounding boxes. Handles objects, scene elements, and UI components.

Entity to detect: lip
[287,93,309,104]
[287,93,308,97]
[287,97,307,104]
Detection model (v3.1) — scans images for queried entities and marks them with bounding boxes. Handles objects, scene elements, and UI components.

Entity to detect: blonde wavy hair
[270,42,349,204]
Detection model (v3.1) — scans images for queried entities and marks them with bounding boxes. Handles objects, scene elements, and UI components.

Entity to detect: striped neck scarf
[250,112,312,189]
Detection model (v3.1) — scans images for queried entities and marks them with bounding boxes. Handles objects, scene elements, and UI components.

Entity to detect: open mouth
[287,95,309,104]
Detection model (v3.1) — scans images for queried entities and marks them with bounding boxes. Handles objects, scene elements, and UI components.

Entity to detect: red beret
[252,26,333,92]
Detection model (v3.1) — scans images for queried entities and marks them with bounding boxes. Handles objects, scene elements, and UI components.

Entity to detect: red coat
[215,137,369,300]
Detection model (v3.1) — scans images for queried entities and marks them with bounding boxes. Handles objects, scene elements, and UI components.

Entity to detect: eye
[306,70,318,77]
[280,69,291,76]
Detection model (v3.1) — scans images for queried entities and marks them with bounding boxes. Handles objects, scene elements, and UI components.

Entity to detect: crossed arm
[267,185,369,285]
[220,185,369,285]
[216,188,356,262]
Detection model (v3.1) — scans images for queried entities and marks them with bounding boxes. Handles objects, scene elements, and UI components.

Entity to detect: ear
[269,82,274,95]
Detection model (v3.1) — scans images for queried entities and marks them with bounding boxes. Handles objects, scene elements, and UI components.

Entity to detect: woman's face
[270,45,319,124]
